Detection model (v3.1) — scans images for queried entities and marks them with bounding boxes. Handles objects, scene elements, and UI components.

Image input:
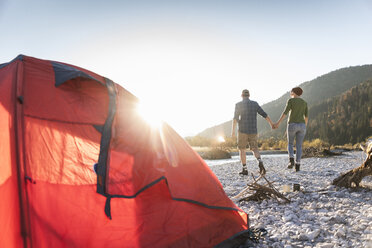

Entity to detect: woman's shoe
[295,163,300,172]
[287,158,294,169]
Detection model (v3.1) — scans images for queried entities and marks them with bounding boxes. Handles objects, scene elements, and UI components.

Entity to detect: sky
[1,0,372,137]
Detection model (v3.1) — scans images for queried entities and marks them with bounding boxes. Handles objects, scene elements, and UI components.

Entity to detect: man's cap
[242,89,250,97]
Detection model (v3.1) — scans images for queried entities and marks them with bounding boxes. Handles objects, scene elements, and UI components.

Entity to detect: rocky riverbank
[208,151,372,247]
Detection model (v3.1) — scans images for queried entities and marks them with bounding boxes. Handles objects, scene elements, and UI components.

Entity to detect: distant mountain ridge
[198,64,372,141]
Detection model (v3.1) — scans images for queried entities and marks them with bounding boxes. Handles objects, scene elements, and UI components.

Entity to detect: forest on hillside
[306,80,372,145]
[258,64,372,138]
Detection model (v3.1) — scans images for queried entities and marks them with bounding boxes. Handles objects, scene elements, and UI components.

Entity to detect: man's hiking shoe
[239,168,248,175]
[295,163,300,172]
[287,158,294,169]
[258,161,266,175]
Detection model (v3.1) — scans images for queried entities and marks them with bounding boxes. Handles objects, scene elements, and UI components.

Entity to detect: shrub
[259,138,287,150]
[303,138,330,149]
[199,148,231,160]
[185,136,212,147]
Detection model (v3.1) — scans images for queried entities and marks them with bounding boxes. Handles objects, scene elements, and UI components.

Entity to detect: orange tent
[0,55,248,247]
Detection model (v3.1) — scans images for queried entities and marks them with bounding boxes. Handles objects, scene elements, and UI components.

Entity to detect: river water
[205,153,288,167]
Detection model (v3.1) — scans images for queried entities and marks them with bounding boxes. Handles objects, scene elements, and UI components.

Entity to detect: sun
[136,100,164,128]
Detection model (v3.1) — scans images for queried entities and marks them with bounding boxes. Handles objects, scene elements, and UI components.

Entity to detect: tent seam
[24,114,104,126]
[104,176,244,213]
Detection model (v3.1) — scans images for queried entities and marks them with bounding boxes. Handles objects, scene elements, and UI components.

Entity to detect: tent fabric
[0,58,23,248]
[52,61,103,87]
[0,54,23,69]
[0,55,249,248]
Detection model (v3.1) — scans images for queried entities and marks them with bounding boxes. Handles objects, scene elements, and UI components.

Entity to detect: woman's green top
[283,98,308,123]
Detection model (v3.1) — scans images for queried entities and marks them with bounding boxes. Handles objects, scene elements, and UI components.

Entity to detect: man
[231,89,274,175]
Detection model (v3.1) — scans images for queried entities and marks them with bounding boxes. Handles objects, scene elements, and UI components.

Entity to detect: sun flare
[136,100,164,128]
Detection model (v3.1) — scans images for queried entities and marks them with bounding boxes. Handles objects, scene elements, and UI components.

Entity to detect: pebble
[298,234,308,241]
[335,229,346,237]
[307,229,321,240]
[317,243,333,248]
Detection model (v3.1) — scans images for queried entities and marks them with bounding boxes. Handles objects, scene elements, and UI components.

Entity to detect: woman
[274,87,308,171]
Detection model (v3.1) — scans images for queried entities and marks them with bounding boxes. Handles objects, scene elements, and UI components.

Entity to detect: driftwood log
[332,140,372,188]
[302,147,342,158]
[233,174,290,203]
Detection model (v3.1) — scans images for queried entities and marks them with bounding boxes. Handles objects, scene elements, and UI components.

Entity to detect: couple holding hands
[232,87,308,176]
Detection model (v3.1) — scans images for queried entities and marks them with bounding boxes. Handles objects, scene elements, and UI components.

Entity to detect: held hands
[271,122,279,129]
[271,114,285,130]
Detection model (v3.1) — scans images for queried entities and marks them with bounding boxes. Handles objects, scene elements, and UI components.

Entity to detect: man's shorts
[238,132,258,150]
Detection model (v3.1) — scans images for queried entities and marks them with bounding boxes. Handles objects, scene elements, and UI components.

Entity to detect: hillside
[306,80,372,145]
[198,64,372,142]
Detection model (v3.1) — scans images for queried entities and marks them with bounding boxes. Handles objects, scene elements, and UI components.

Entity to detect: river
[204,152,288,166]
